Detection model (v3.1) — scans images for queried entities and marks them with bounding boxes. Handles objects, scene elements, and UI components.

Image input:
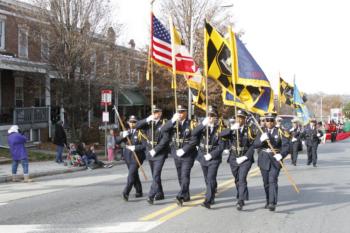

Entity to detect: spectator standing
[7,125,32,182]
[53,120,67,163]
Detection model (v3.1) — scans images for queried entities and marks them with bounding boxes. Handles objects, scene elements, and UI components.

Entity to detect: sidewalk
[0,157,125,183]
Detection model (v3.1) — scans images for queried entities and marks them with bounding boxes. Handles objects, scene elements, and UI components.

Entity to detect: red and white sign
[102,111,109,122]
[101,90,112,105]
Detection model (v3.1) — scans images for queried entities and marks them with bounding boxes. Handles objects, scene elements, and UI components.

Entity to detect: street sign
[102,111,109,122]
[101,90,112,105]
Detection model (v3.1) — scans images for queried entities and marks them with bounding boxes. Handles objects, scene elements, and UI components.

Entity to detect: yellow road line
[139,165,261,222]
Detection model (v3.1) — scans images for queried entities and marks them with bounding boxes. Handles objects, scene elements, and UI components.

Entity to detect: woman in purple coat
[7,125,32,182]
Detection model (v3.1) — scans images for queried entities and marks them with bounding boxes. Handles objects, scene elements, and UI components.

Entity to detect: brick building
[0,0,147,146]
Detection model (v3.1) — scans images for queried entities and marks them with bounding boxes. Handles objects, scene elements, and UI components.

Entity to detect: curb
[0,160,125,183]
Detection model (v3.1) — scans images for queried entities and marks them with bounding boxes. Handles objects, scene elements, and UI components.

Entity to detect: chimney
[128,39,136,49]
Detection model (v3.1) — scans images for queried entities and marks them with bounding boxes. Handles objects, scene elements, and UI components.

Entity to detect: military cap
[152,105,162,113]
[128,115,138,123]
[264,112,277,119]
[208,105,218,116]
[237,109,247,118]
[177,105,187,112]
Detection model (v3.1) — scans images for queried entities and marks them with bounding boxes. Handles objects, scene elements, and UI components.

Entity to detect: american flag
[151,14,172,68]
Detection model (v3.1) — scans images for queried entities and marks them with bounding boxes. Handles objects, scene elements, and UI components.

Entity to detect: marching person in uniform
[254,112,290,211]
[289,118,302,166]
[162,105,197,206]
[220,110,255,211]
[136,105,171,204]
[116,115,146,201]
[189,106,224,209]
[302,118,323,167]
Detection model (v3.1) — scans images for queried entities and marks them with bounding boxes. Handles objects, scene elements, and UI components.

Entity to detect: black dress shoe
[313,164,317,167]
[201,201,211,209]
[268,204,276,211]
[135,193,143,198]
[236,201,244,211]
[155,194,164,201]
[122,193,129,201]
[183,197,191,202]
[307,163,311,166]
[175,196,183,207]
[147,198,154,205]
[209,199,215,205]
[264,203,269,209]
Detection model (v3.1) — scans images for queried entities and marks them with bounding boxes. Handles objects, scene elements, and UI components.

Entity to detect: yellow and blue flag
[293,80,310,125]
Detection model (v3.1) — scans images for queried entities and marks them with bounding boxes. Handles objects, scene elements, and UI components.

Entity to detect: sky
[108,0,350,95]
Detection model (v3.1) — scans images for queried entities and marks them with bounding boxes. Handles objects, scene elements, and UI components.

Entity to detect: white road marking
[0,174,127,203]
[0,222,161,233]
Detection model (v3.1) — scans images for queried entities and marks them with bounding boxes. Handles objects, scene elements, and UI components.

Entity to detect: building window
[0,19,5,50]
[15,77,24,107]
[34,79,45,107]
[18,27,28,58]
[41,37,49,61]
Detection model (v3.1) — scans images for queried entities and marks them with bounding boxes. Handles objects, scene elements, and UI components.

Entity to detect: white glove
[292,137,297,142]
[146,115,155,123]
[176,149,185,157]
[230,122,240,130]
[317,133,321,137]
[236,156,248,164]
[223,149,229,155]
[204,153,212,161]
[289,128,294,132]
[126,145,135,151]
[260,133,269,142]
[202,117,209,126]
[149,149,156,157]
[121,131,129,138]
[274,153,282,161]
[171,113,180,123]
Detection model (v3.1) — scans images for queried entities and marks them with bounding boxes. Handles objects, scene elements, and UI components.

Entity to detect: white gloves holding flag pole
[236,156,248,165]
[260,133,269,142]
[121,131,129,138]
[171,113,180,123]
[146,115,155,123]
[274,153,282,161]
[204,153,212,161]
[126,145,135,151]
[176,149,185,157]
[149,149,156,157]
[230,123,240,131]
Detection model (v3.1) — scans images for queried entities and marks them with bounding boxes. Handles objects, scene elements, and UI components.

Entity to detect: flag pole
[228,26,240,155]
[250,115,300,193]
[169,16,179,148]
[204,21,209,154]
[149,2,155,149]
[113,106,148,181]
[278,72,281,115]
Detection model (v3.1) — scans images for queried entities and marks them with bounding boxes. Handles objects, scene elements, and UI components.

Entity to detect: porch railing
[14,107,49,124]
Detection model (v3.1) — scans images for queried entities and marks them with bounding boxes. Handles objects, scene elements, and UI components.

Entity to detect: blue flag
[293,80,310,125]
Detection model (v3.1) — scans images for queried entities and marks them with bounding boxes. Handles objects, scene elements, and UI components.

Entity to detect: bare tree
[24,0,122,139]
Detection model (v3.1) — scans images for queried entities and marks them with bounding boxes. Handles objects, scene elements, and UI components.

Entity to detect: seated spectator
[83,145,106,170]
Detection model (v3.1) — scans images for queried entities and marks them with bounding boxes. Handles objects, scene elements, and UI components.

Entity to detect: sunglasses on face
[265,119,274,123]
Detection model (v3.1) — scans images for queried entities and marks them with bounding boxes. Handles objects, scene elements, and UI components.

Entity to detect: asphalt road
[0,139,349,233]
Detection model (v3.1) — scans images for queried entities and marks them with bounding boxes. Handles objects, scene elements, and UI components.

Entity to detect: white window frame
[18,26,29,58]
[0,18,5,50]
